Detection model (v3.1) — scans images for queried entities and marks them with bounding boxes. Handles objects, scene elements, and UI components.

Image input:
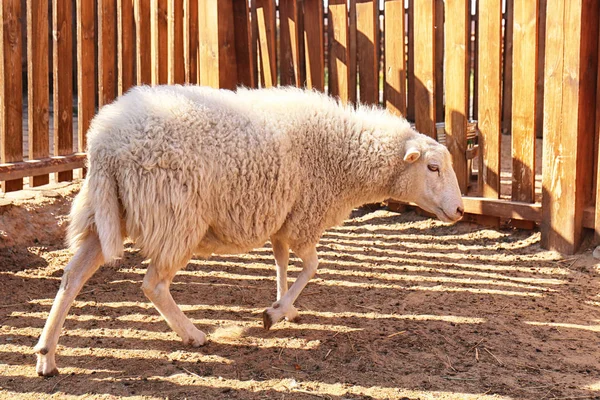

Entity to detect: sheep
[34,85,464,376]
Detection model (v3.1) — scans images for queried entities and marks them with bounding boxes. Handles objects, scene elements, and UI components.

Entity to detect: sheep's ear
[403,147,421,163]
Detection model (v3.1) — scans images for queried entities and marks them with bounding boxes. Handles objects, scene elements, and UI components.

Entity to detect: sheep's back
[85,85,299,264]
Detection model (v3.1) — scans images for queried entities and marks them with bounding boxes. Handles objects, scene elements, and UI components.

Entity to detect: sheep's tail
[67,169,124,262]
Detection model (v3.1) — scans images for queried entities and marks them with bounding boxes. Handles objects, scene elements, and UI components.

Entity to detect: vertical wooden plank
[198,0,238,89]
[27,0,49,187]
[535,0,547,140]
[444,0,469,194]
[328,0,351,103]
[168,0,184,84]
[184,0,199,84]
[99,0,117,105]
[348,0,357,103]
[0,0,23,192]
[255,0,276,88]
[250,0,259,87]
[511,0,539,203]
[542,0,599,253]
[434,0,444,122]
[233,0,254,87]
[501,0,514,135]
[135,0,152,85]
[151,0,168,85]
[118,0,135,95]
[54,0,74,182]
[478,0,502,199]
[303,0,324,91]
[279,0,303,87]
[413,0,436,138]
[77,0,95,154]
[384,0,406,116]
[406,0,415,120]
[356,0,378,104]
[471,5,479,120]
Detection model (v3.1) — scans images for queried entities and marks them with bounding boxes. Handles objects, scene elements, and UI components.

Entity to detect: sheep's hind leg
[34,233,105,377]
[271,238,298,322]
[263,246,318,329]
[142,261,206,347]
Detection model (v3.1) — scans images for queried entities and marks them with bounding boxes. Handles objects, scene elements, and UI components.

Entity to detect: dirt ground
[1,180,599,400]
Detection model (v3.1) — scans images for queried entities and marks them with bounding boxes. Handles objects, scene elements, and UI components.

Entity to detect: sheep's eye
[427,164,439,172]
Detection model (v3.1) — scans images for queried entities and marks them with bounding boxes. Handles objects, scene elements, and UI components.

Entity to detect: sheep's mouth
[437,208,459,223]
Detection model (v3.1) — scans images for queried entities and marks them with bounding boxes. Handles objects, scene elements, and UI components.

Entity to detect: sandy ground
[1,181,599,400]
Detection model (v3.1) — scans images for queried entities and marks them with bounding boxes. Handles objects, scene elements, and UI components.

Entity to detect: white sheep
[34,85,464,376]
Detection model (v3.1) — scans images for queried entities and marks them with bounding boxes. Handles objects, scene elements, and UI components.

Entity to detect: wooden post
[406,0,415,120]
[511,0,539,203]
[28,0,50,187]
[303,0,324,91]
[329,0,352,104]
[118,0,136,95]
[0,0,23,192]
[434,0,444,122]
[444,0,469,194]
[413,0,436,138]
[233,0,255,87]
[356,0,379,105]
[99,0,117,105]
[478,0,502,199]
[198,0,238,89]
[501,0,514,135]
[384,0,406,116]
[542,0,599,254]
[77,0,95,154]
[184,0,199,84]
[135,0,152,85]
[54,0,74,182]
[168,0,184,84]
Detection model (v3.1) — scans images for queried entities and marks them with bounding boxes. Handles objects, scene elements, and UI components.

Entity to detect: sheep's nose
[457,206,464,217]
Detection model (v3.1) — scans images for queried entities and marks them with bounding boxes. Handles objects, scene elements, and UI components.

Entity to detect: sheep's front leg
[34,233,105,376]
[271,238,290,301]
[263,246,318,329]
[141,263,206,347]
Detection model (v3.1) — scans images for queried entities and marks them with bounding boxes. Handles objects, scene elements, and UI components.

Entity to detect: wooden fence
[0,0,598,255]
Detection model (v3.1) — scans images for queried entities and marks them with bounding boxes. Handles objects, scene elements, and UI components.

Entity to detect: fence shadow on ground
[1,205,599,399]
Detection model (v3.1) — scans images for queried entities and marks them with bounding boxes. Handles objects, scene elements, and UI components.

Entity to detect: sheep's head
[393,134,464,223]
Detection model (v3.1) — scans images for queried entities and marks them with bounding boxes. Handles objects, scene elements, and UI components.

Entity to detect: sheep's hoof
[36,354,59,377]
[263,309,274,330]
[184,329,207,347]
